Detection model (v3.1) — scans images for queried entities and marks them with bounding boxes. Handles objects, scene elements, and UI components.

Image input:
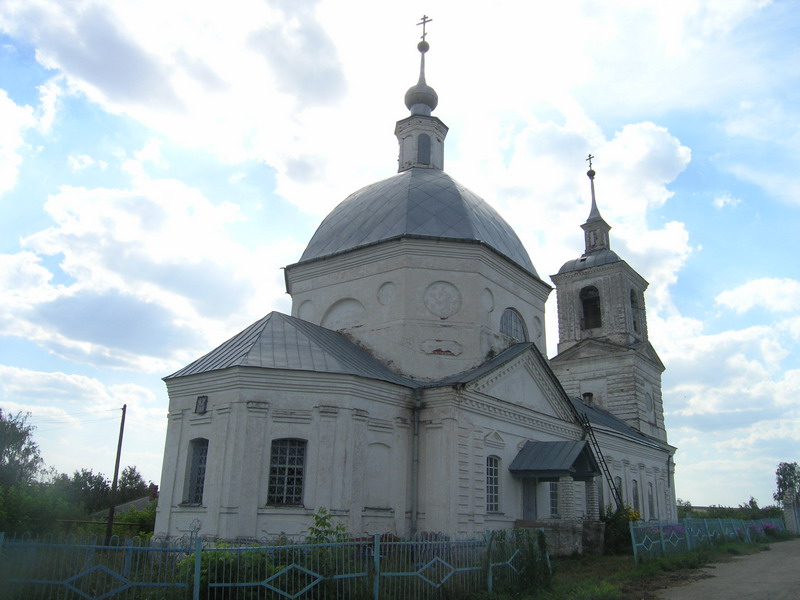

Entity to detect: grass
[467,538,791,600]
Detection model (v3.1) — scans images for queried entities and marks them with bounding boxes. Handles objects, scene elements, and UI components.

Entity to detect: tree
[774,461,800,504]
[117,465,148,504]
[0,409,44,487]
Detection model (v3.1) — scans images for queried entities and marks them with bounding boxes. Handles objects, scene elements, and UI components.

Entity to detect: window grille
[486,456,500,512]
[500,308,528,342]
[267,438,307,505]
[549,482,559,517]
[186,438,208,504]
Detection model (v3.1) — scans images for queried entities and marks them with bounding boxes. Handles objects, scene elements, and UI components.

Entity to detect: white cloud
[716,278,800,314]
[713,193,742,209]
[0,89,35,196]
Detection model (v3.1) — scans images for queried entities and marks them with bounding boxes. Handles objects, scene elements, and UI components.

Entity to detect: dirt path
[656,538,800,599]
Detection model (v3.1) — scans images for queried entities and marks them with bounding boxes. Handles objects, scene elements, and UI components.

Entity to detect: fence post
[629,521,640,565]
[486,530,494,592]
[372,533,381,600]
[658,522,666,556]
[685,520,693,551]
[193,535,202,600]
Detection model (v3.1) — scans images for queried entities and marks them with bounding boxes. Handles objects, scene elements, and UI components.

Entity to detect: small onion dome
[404,40,438,115]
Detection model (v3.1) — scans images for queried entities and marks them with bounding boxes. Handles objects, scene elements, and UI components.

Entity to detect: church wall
[553,352,667,441]
[286,239,550,381]
[155,369,416,540]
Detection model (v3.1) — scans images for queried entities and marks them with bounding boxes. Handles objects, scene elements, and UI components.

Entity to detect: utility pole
[105,404,126,545]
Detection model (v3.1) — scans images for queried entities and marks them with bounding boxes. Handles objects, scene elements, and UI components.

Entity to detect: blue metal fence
[629,517,785,564]
[0,529,550,599]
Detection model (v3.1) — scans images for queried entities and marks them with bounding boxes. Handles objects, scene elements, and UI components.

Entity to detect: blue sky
[0,0,798,509]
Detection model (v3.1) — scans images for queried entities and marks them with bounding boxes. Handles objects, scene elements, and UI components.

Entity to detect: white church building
[154,30,677,543]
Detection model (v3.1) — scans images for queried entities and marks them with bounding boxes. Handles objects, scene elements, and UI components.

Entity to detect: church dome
[299,167,537,275]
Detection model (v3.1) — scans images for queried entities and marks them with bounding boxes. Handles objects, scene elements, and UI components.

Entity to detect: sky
[0,0,798,509]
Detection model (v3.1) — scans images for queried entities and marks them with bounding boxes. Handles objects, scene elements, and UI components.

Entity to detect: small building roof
[509,440,599,480]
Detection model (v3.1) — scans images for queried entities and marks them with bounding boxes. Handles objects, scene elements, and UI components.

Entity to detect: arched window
[500,308,528,342]
[614,476,623,504]
[185,438,209,505]
[648,482,655,519]
[632,479,640,513]
[267,438,307,505]
[630,289,640,333]
[486,456,500,512]
[417,134,431,165]
[580,286,601,329]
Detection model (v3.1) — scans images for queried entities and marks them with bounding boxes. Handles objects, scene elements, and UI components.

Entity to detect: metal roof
[509,440,599,479]
[298,167,537,275]
[569,397,668,450]
[165,312,417,387]
[556,248,622,275]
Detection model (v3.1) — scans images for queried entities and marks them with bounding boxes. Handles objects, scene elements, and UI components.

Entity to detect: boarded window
[486,456,500,512]
[185,438,208,504]
[417,134,431,165]
[580,286,601,329]
[267,438,306,505]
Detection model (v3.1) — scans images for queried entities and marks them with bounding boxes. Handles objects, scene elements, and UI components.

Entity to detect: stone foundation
[515,520,605,556]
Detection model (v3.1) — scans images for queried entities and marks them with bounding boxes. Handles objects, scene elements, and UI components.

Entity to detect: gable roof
[165,312,417,388]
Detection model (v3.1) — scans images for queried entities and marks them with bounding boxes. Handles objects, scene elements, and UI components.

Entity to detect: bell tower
[550,159,667,442]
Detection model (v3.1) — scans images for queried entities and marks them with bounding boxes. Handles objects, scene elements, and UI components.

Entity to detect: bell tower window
[580,286,601,330]
[630,289,640,333]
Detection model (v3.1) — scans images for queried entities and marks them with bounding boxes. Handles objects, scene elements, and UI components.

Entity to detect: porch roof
[509,440,599,480]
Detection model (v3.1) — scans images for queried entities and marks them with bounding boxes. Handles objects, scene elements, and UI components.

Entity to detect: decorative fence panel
[0,529,550,600]
[629,518,785,564]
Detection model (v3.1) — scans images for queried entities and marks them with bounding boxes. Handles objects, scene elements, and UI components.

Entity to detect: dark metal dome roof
[557,248,622,274]
[298,168,537,275]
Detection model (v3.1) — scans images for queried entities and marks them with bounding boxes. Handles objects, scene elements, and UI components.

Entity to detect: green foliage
[0,481,83,534]
[180,543,280,600]
[117,465,149,504]
[676,497,693,519]
[0,409,44,487]
[774,461,800,503]
[486,527,552,594]
[699,498,783,521]
[306,506,347,544]
[601,505,639,554]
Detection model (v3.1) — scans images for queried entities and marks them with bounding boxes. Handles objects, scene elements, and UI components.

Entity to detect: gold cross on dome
[417,15,432,41]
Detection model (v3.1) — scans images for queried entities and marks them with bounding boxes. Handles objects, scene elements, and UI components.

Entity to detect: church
[154,26,677,544]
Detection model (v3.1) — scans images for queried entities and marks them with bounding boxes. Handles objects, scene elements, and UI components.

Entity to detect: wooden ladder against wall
[578,413,623,510]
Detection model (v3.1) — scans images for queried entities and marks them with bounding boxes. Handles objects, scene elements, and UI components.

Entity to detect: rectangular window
[186,438,208,504]
[267,438,306,505]
[486,456,500,512]
[549,482,559,517]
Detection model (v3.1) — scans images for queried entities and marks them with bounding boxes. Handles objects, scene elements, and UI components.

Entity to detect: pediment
[468,349,575,421]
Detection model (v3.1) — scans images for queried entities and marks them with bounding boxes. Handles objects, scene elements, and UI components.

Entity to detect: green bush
[601,505,640,554]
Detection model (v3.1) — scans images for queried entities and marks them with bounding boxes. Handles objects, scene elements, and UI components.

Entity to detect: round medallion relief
[481,288,494,313]
[377,281,396,306]
[533,316,543,339]
[424,281,462,319]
